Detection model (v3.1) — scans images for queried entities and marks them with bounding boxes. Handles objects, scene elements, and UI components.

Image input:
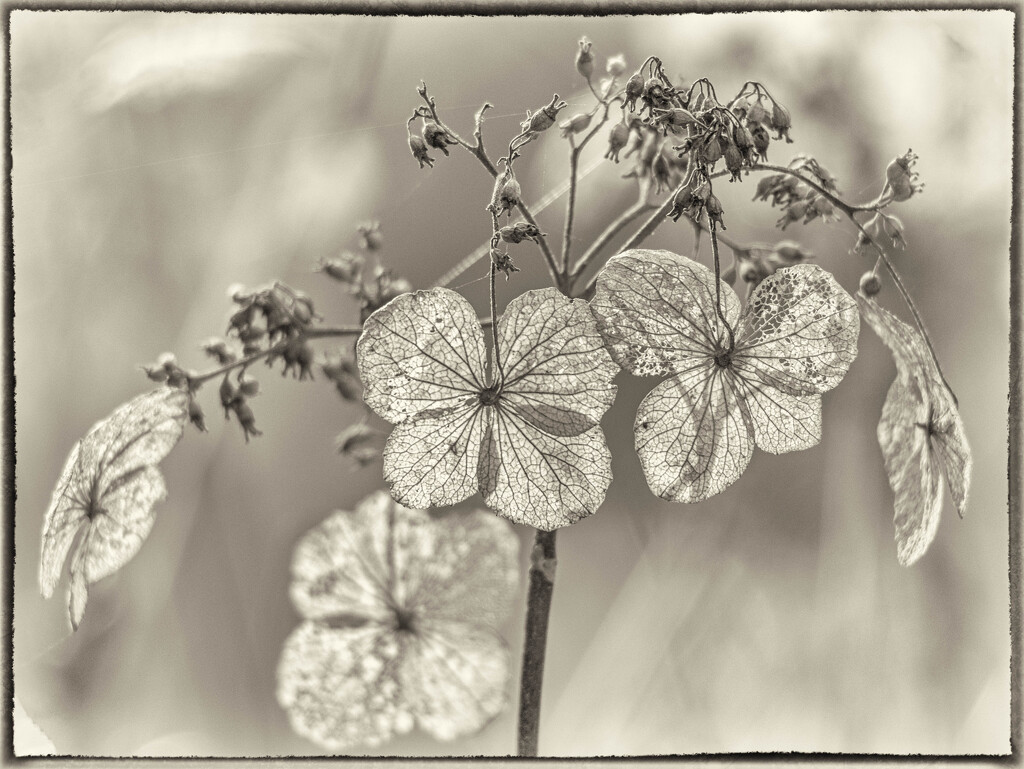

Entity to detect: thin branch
[188,325,363,387]
[569,188,655,287]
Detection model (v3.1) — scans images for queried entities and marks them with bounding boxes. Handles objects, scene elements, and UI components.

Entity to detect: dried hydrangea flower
[276,491,519,751]
[591,249,859,502]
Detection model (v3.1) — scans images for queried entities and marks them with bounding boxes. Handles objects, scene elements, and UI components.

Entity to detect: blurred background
[10,10,1013,757]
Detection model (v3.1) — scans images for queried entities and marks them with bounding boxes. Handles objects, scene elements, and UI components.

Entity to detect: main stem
[517,529,557,757]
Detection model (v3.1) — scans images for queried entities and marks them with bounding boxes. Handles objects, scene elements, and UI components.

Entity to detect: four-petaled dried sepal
[489,249,520,280]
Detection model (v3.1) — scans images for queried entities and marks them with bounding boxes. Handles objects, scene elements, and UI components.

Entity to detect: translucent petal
[591,249,740,377]
[38,387,188,627]
[634,363,752,502]
[496,288,617,436]
[399,620,510,742]
[276,621,409,752]
[381,403,487,510]
[79,465,165,584]
[857,294,971,518]
[478,407,611,530]
[390,508,518,629]
[734,264,859,395]
[289,491,397,623]
[878,376,943,566]
[357,288,487,424]
[730,373,822,454]
[39,440,85,599]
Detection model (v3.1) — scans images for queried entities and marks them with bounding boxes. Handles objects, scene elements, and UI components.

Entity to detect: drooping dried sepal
[591,249,858,503]
[39,386,189,630]
[276,491,519,751]
[356,287,617,529]
[856,293,972,566]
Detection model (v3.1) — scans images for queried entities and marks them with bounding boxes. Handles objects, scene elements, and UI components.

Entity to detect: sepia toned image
[6,8,1017,759]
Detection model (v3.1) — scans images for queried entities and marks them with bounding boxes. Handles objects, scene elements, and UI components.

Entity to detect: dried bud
[357,222,383,251]
[232,400,262,442]
[746,100,769,125]
[238,374,260,398]
[422,122,456,156]
[319,251,365,284]
[624,72,644,111]
[770,101,793,142]
[769,241,814,267]
[606,54,627,78]
[575,37,594,80]
[723,141,743,181]
[605,121,629,162]
[879,214,906,248]
[521,94,567,134]
[559,112,593,138]
[492,173,521,215]
[701,136,723,165]
[859,271,882,297]
[188,398,207,433]
[498,222,545,244]
[777,200,808,230]
[886,149,922,202]
[706,193,726,229]
[490,249,520,280]
[219,377,237,417]
[282,339,314,381]
[201,338,236,365]
[810,195,835,220]
[750,123,770,160]
[408,134,434,169]
[641,78,671,112]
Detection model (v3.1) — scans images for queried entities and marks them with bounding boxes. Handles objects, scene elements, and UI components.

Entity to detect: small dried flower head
[605,121,629,162]
[746,100,769,125]
[498,222,545,244]
[879,214,907,248]
[654,107,698,133]
[701,135,723,165]
[886,149,922,202]
[750,123,771,160]
[421,123,456,156]
[521,94,567,134]
[492,172,521,216]
[238,374,260,398]
[490,249,520,280]
[769,241,814,268]
[575,37,594,80]
[705,193,726,229]
[282,339,315,381]
[859,271,882,297]
[141,362,169,383]
[606,54,627,78]
[201,338,236,366]
[357,222,383,251]
[624,72,645,111]
[219,377,237,417]
[232,400,261,442]
[188,398,207,433]
[770,101,793,142]
[641,78,672,112]
[810,195,836,220]
[669,185,693,222]
[777,200,808,230]
[723,141,743,182]
[408,134,434,169]
[559,112,593,138]
[318,251,365,284]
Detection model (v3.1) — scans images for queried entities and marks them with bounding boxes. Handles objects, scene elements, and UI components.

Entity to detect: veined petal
[358,288,488,425]
[478,406,611,530]
[382,403,487,510]
[730,373,822,454]
[399,620,510,742]
[878,376,943,566]
[591,249,740,377]
[40,440,86,599]
[289,491,397,623]
[635,362,752,502]
[734,264,859,395]
[497,288,617,437]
